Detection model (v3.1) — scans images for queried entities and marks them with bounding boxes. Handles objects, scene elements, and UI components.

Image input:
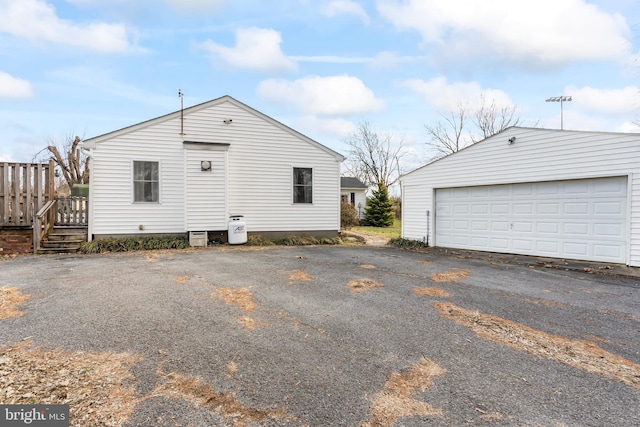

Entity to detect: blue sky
[1,0,639,172]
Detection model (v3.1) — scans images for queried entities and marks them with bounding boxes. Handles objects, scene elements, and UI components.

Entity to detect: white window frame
[132,160,160,203]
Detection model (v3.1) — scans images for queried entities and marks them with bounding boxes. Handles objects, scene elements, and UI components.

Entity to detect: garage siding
[401,127,640,266]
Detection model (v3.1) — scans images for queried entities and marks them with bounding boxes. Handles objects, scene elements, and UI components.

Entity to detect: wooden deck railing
[54,196,88,226]
[33,196,87,252]
[33,200,55,253]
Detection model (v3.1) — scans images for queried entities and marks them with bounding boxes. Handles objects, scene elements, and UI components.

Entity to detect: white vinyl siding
[182,101,341,232]
[401,127,640,266]
[87,96,343,237]
[89,119,185,235]
[340,189,367,218]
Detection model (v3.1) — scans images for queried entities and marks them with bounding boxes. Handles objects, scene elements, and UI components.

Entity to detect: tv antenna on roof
[178,89,185,135]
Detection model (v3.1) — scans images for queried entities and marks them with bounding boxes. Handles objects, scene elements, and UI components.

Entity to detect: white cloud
[323,1,370,25]
[0,0,134,53]
[403,76,513,112]
[617,121,640,134]
[257,75,384,116]
[0,71,35,99]
[377,0,631,67]
[295,115,358,138]
[564,85,640,115]
[165,0,226,12]
[199,27,297,73]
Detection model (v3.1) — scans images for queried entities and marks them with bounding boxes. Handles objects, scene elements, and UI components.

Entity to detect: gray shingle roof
[341,177,368,189]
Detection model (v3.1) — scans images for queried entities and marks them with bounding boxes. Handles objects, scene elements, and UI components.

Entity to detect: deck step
[38,226,87,254]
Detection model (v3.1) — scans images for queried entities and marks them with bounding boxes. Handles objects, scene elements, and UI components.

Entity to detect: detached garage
[401,127,640,266]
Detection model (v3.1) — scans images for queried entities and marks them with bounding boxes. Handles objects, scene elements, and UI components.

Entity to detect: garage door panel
[594,201,624,215]
[564,223,589,236]
[492,204,510,215]
[537,222,559,234]
[594,223,623,237]
[513,239,532,250]
[489,238,509,249]
[472,204,489,214]
[492,221,509,232]
[563,242,589,257]
[513,203,533,214]
[513,222,533,232]
[538,203,560,214]
[435,176,627,263]
[565,202,589,214]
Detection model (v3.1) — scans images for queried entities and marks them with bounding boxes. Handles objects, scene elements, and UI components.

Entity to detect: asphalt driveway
[1,245,639,426]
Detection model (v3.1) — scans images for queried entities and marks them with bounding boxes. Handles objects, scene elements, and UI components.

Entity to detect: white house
[401,127,640,266]
[340,177,368,219]
[82,95,345,242]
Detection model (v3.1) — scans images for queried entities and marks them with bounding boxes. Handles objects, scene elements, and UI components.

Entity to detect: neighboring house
[401,127,640,266]
[82,95,345,242]
[340,177,368,219]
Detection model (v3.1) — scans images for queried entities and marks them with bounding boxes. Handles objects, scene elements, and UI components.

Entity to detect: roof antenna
[178,89,185,135]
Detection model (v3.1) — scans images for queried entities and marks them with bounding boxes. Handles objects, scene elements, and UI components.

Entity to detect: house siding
[401,127,640,266]
[88,97,343,238]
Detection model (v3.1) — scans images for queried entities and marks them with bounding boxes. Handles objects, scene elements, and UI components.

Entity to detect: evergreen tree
[364,182,395,227]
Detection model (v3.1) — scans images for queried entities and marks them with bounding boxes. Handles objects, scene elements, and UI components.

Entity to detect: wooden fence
[0,161,55,227]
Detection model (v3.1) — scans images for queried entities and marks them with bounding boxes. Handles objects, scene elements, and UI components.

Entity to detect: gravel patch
[0,246,639,426]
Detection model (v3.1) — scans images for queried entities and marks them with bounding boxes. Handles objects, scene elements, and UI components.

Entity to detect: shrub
[80,236,190,253]
[340,201,360,229]
[246,234,343,246]
[388,237,428,249]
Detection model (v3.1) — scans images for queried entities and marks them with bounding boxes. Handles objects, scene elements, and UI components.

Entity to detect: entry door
[185,149,227,230]
[435,177,627,263]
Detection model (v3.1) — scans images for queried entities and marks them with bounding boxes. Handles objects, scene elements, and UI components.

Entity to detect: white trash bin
[228,215,247,245]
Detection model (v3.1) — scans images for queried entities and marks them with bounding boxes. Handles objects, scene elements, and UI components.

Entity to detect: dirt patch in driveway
[413,287,451,298]
[435,302,640,392]
[431,269,469,283]
[0,287,29,319]
[151,371,295,426]
[0,341,141,426]
[348,279,385,293]
[289,270,312,284]
[213,287,256,314]
[360,357,445,426]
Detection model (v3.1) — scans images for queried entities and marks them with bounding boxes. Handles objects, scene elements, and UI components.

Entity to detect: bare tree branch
[425,94,523,158]
[343,121,407,189]
[34,134,89,190]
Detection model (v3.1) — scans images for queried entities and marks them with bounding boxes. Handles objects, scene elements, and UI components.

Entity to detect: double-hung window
[133,161,159,203]
[293,167,312,204]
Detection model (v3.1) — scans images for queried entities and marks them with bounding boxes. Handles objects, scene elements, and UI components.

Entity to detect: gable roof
[401,126,640,179]
[341,177,368,189]
[83,95,345,161]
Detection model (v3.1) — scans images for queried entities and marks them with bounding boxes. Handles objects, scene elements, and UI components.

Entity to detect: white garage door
[435,176,628,263]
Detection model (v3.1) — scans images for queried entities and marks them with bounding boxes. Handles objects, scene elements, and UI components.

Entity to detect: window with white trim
[133,161,159,203]
[293,167,312,204]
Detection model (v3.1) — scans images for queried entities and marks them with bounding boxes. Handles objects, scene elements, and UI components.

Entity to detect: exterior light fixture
[545,96,572,130]
[201,160,212,171]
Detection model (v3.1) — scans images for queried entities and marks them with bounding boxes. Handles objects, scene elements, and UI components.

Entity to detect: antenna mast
[178,89,184,135]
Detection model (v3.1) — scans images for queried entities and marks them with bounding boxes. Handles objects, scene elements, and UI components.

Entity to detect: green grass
[352,220,401,238]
